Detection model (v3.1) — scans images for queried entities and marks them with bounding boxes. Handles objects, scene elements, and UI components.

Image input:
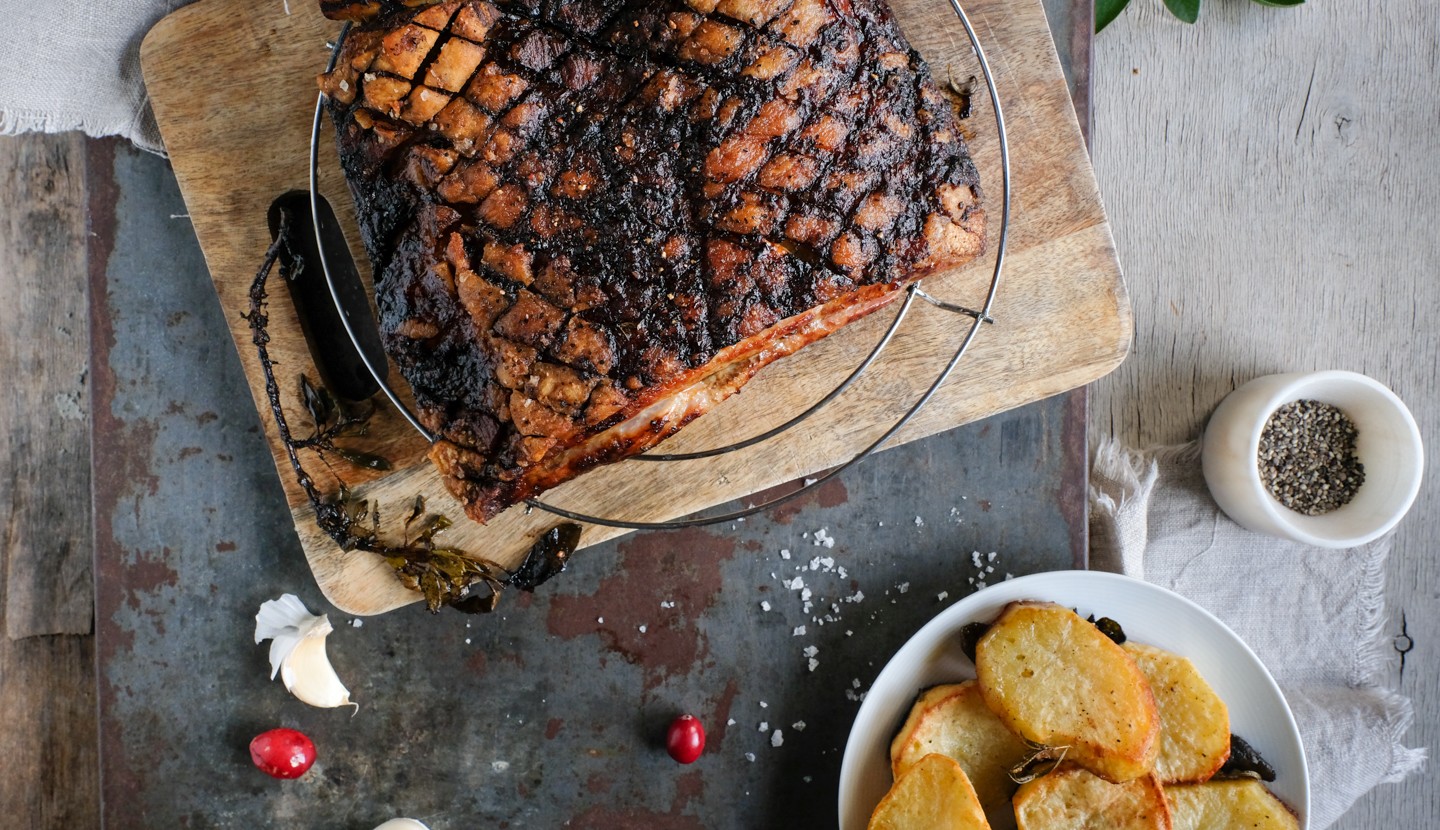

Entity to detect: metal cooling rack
[308,0,1009,530]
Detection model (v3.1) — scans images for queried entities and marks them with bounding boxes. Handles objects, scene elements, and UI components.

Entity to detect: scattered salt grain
[807,658,819,672]
[914,515,924,527]
[597,617,604,624]
[897,582,910,594]
[745,753,756,762]
[988,551,997,561]
[800,587,812,602]
[638,625,648,633]
[845,630,853,637]
[760,601,771,612]
[793,625,807,636]
[937,591,949,602]
[464,638,471,644]
[660,600,675,609]
[780,548,791,560]
[804,477,818,486]
[350,618,363,628]
[813,528,835,548]
[803,645,819,658]
[792,721,807,732]
[728,718,736,725]
[759,722,769,732]
[492,761,510,772]
[771,729,784,747]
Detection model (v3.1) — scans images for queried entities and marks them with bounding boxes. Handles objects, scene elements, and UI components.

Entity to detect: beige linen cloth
[1090,438,1424,828]
[0,0,194,153]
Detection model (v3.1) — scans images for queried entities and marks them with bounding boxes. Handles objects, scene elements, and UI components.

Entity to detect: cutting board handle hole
[266,191,387,403]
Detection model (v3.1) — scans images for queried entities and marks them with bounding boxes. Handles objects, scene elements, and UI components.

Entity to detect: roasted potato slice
[868,753,993,830]
[1013,765,1171,830]
[975,601,1160,782]
[1165,779,1299,830]
[890,681,1029,830]
[1124,642,1230,784]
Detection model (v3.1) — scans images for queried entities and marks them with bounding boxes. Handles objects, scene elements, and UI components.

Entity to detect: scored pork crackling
[318,0,986,522]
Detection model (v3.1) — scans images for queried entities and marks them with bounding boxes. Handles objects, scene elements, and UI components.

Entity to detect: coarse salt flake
[793,625,807,636]
[803,645,818,657]
[937,591,949,602]
[807,657,819,672]
[771,729,784,747]
[760,601,771,611]
[793,721,806,731]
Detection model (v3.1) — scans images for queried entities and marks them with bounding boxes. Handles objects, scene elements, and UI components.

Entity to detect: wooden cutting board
[140,0,1129,616]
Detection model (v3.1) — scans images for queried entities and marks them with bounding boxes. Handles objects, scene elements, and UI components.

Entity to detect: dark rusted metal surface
[92,4,1094,827]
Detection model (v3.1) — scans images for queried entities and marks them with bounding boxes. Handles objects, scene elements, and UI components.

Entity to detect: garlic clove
[255,594,358,710]
[373,821,430,830]
[278,618,358,711]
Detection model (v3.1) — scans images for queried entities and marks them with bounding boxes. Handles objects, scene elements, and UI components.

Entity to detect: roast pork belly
[318,0,985,522]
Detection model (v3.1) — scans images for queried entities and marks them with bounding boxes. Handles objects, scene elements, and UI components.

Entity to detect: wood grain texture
[0,133,94,638]
[139,0,1130,615]
[1088,2,1439,825]
[0,133,100,828]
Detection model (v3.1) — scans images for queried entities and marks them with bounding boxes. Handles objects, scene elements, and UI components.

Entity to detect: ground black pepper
[1257,399,1365,515]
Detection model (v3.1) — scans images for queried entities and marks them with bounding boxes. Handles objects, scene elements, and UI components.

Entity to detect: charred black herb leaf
[959,622,990,664]
[1216,733,1278,781]
[509,523,582,591]
[292,373,389,471]
[1091,615,1127,645]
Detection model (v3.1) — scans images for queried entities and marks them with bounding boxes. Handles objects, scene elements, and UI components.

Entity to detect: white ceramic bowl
[838,572,1310,829]
[1201,371,1423,548]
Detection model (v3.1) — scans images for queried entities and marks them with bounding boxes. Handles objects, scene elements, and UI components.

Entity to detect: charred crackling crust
[319,0,985,522]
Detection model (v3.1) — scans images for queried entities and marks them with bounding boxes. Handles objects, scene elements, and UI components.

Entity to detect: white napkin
[0,0,192,154]
[1090,438,1425,828]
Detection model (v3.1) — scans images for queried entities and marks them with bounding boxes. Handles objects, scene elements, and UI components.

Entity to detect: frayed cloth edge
[1,107,167,156]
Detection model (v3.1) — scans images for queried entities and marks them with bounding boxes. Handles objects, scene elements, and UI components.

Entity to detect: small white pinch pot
[1201,370,1424,548]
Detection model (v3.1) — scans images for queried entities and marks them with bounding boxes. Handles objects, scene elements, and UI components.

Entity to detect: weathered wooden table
[1087,2,1438,826]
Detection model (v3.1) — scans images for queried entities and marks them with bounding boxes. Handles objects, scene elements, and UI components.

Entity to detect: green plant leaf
[1251,0,1304,6]
[1096,0,1132,31]
[1163,0,1201,23]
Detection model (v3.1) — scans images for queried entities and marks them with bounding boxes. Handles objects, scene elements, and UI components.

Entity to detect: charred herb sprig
[246,210,579,613]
